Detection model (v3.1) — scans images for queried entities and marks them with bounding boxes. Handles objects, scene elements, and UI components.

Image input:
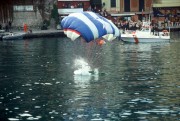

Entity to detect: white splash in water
[73,58,99,88]
[74,58,92,75]
[19,113,32,117]
[8,118,19,121]
[73,58,99,76]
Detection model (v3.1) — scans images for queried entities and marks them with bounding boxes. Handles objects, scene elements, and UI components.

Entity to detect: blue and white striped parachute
[61,11,120,43]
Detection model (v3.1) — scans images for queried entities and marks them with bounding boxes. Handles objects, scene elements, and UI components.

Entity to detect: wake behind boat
[2,32,25,40]
[121,21,170,43]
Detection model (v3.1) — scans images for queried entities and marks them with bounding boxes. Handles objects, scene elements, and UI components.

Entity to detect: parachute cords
[88,41,104,68]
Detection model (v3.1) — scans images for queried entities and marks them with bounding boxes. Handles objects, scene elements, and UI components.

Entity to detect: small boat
[121,21,170,43]
[0,30,5,33]
[2,32,25,40]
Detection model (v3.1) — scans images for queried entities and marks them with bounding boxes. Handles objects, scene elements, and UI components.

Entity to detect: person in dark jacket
[0,23,2,30]
[5,23,9,32]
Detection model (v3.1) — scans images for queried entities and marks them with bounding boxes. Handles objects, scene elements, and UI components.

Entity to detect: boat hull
[121,31,170,43]
[2,33,25,40]
[120,20,171,43]
[121,36,170,43]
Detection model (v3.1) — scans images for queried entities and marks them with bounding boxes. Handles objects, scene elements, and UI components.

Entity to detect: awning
[111,13,135,17]
[111,12,151,17]
[153,0,180,8]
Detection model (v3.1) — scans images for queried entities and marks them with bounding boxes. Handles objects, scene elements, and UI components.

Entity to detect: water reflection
[0,34,180,121]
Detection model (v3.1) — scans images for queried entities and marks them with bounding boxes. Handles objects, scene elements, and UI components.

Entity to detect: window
[124,0,130,12]
[111,0,116,7]
[139,0,144,11]
[13,5,34,11]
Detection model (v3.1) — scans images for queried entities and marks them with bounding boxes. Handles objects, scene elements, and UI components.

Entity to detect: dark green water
[0,32,180,121]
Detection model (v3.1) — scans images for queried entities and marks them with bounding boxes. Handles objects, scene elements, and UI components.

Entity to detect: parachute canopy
[61,11,120,42]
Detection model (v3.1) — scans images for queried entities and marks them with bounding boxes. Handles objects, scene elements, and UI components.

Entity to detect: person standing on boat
[125,20,129,30]
[23,23,28,32]
[155,23,159,36]
[0,23,2,30]
[151,22,155,35]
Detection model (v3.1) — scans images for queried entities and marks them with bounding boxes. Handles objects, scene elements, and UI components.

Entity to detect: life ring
[162,30,168,36]
[162,30,168,32]
[132,31,136,34]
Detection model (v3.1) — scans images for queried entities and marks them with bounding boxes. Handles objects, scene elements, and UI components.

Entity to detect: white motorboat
[2,32,25,40]
[121,21,170,43]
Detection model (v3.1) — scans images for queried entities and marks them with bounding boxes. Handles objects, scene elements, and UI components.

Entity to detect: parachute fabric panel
[64,29,81,41]
[61,11,120,42]
[102,34,116,41]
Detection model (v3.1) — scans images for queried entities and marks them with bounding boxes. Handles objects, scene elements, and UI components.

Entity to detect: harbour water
[0,32,179,121]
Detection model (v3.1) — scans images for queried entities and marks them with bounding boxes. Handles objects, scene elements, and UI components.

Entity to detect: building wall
[101,0,110,11]
[0,0,46,27]
[110,0,120,12]
[102,0,120,12]
[130,0,153,12]
[103,0,152,13]
[0,0,13,23]
[145,0,152,11]
[13,10,42,27]
[12,0,34,5]
[120,0,123,12]
[131,0,138,12]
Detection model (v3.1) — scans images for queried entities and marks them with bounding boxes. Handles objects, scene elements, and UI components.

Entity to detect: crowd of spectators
[62,3,84,8]
[115,20,143,31]
[95,9,144,31]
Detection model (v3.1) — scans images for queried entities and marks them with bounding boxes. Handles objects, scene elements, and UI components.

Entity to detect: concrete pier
[24,29,65,39]
[0,29,66,40]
